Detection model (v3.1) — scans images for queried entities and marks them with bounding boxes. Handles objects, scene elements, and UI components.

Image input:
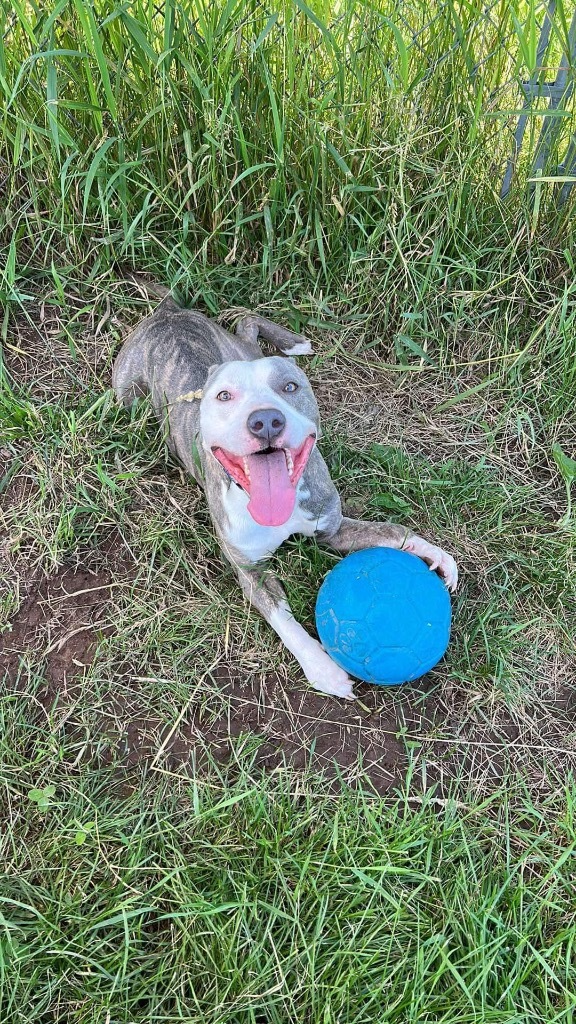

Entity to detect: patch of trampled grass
[1,295,574,801]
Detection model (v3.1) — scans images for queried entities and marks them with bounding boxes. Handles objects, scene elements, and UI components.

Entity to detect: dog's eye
[216,390,232,401]
[283,382,298,393]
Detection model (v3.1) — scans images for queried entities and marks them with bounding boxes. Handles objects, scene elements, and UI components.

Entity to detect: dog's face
[199,356,320,528]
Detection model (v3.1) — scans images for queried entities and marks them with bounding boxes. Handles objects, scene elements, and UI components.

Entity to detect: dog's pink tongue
[246,450,295,526]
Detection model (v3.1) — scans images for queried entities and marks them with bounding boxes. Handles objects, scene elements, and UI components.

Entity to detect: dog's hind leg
[234,315,313,356]
[112,334,150,408]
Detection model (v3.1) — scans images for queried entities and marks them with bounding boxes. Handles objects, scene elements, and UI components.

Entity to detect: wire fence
[403,0,576,202]
[500,2,576,202]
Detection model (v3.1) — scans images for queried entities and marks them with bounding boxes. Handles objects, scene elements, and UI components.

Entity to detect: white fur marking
[221,479,330,562]
[269,602,355,698]
[285,340,313,355]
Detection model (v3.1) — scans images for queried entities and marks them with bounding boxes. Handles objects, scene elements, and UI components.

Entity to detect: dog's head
[199,356,320,528]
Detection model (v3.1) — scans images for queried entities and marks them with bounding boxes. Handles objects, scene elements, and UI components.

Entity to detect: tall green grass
[1,0,575,308]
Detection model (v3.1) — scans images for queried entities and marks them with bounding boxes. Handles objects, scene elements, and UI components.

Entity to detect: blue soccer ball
[315,547,451,686]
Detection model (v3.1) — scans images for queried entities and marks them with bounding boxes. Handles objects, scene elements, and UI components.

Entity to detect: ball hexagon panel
[363,646,423,685]
[334,569,385,620]
[363,594,425,648]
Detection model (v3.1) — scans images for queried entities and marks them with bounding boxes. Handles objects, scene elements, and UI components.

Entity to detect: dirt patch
[3,298,121,398]
[165,667,411,793]
[0,544,428,793]
[0,561,114,694]
[2,545,574,797]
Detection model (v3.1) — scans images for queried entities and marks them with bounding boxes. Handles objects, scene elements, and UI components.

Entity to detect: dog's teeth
[243,457,250,479]
[286,451,294,475]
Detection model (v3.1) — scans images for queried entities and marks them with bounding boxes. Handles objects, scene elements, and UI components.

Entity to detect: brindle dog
[113,289,457,699]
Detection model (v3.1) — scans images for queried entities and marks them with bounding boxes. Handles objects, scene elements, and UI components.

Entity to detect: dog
[112,288,458,699]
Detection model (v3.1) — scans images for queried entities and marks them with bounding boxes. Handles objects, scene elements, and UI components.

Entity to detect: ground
[2,292,574,800]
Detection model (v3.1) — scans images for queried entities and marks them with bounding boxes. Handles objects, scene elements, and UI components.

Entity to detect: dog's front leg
[235,562,355,700]
[321,517,458,592]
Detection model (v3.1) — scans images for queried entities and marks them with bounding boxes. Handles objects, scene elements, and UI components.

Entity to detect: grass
[1,0,576,1020]
[2,712,576,1023]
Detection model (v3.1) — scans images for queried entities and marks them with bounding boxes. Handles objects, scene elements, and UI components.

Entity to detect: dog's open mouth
[212,435,316,527]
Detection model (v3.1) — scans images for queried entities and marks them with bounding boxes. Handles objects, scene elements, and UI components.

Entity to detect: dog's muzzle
[212,434,316,527]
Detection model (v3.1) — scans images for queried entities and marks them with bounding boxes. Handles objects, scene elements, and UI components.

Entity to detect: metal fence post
[501,3,576,200]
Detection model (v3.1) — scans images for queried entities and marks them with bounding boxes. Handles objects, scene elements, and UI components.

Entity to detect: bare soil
[2,539,564,796]
[0,546,417,792]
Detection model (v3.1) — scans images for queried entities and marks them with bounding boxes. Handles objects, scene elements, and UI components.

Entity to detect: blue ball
[315,547,451,686]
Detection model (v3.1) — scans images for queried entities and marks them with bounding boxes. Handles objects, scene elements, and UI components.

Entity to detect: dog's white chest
[220,481,325,562]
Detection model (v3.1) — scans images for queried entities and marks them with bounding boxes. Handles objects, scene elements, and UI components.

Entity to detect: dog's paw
[404,536,458,592]
[287,338,313,356]
[313,671,356,700]
[303,649,356,699]
[311,675,352,700]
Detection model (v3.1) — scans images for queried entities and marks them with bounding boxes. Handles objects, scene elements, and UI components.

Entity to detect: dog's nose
[247,408,286,443]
